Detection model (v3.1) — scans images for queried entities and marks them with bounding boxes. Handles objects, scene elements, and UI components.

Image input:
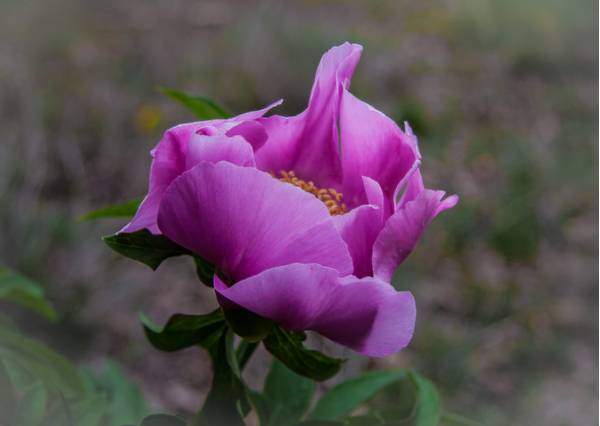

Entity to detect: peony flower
[121,43,457,357]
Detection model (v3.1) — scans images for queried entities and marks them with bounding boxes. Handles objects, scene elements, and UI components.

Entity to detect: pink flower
[121,43,457,357]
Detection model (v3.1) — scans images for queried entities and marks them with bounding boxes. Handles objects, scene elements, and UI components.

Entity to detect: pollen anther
[275,170,347,215]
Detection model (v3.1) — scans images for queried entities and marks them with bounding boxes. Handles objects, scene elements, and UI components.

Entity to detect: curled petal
[256,43,363,187]
[226,121,269,151]
[157,161,353,281]
[215,263,416,357]
[340,90,419,213]
[373,189,459,282]
[333,203,382,278]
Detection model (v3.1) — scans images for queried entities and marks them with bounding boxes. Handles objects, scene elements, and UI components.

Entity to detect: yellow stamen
[275,170,347,215]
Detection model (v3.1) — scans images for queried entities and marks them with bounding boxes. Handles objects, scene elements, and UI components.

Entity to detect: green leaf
[193,256,216,287]
[93,361,151,425]
[0,267,57,320]
[196,329,246,426]
[141,309,226,352]
[310,370,407,420]
[0,360,17,423]
[263,326,344,382]
[159,87,231,119]
[103,230,189,270]
[45,393,108,426]
[0,323,84,398]
[409,371,441,426]
[224,308,273,342]
[14,382,47,426]
[103,231,215,285]
[141,414,187,426]
[373,371,442,426]
[79,197,143,221]
[263,359,315,426]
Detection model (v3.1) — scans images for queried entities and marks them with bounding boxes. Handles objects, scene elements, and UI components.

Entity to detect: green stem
[236,340,259,370]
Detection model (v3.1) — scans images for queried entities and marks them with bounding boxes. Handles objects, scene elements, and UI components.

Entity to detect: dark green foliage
[140,309,227,352]
[263,327,344,382]
[194,329,247,426]
[103,230,215,285]
[103,230,190,270]
[224,308,274,342]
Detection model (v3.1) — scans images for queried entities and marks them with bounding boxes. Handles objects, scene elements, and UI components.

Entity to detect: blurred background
[0,0,597,424]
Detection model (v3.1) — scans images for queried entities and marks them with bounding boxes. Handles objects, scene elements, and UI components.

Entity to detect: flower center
[275,170,347,215]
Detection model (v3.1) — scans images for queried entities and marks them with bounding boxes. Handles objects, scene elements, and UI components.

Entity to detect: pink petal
[185,134,255,170]
[122,101,280,234]
[157,161,352,281]
[333,204,382,278]
[255,43,363,188]
[340,90,419,212]
[226,121,269,151]
[372,189,459,282]
[215,263,416,357]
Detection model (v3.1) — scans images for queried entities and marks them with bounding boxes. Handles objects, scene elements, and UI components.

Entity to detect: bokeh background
[0,0,597,424]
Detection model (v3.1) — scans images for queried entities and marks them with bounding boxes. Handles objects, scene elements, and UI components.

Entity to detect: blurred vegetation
[0,0,597,425]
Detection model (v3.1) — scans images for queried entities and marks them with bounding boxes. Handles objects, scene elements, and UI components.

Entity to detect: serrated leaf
[79,197,142,221]
[263,359,315,426]
[310,369,407,420]
[103,230,189,270]
[159,87,231,119]
[141,309,226,352]
[0,267,57,321]
[263,326,343,382]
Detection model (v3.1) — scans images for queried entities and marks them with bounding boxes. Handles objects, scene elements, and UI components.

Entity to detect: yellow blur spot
[135,105,161,134]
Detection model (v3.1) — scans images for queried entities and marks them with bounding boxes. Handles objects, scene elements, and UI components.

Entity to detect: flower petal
[157,161,352,281]
[225,120,269,151]
[255,43,362,187]
[372,189,459,282]
[185,134,255,170]
[215,263,416,357]
[340,90,419,212]
[122,101,280,234]
[333,204,382,278]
